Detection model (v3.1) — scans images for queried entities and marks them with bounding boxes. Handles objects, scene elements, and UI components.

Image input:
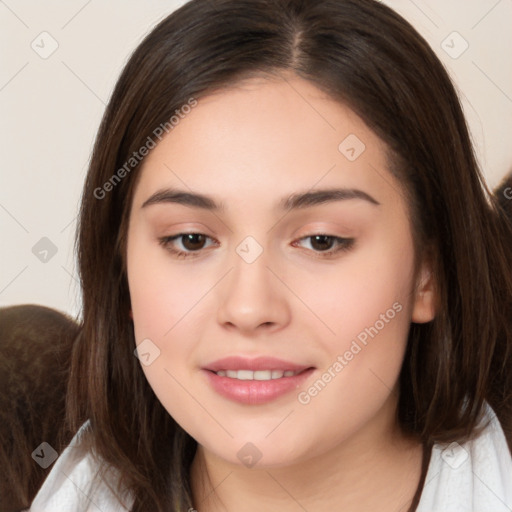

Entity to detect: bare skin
[190,392,425,511]
[125,72,435,511]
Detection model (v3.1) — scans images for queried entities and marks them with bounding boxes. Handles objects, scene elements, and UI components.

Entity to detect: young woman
[30,0,512,510]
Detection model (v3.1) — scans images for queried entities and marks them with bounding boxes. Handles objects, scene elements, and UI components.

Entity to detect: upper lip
[204,356,313,372]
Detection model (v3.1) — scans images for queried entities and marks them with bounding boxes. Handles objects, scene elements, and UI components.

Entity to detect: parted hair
[67,0,512,510]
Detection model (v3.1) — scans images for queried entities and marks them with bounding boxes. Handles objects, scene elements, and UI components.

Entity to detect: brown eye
[309,235,336,251]
[158,233,217,259]
[293,234,355,256]
[179,233,208,251]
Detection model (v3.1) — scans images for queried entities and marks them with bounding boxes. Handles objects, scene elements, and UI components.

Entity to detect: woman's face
[126,74,434,468]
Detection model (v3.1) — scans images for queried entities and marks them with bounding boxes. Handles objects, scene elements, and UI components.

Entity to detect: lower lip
[203,368,315,405]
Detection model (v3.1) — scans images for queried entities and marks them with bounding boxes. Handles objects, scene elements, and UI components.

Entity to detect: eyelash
[158,232,355,260]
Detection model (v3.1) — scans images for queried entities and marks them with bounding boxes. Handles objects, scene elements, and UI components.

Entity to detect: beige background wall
[1,0,511,318]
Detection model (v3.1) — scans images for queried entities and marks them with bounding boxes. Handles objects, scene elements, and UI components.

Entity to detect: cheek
[299,233,415,352]
[289,247,414,455]
[294,225,416,415]
[127,227,195,380]
[127,234,205,427]
[127,226,203,341]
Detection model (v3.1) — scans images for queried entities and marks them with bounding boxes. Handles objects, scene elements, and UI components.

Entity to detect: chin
[197,432,315,470]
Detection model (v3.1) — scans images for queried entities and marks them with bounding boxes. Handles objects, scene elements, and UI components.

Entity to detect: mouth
[211,368,308,380]
[203,356,315,405]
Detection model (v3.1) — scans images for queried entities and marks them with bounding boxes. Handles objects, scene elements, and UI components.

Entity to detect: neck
[190,394,425,512]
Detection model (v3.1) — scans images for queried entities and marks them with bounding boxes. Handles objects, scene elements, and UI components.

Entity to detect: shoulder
[29,420,134,512]
[417,402,512,512]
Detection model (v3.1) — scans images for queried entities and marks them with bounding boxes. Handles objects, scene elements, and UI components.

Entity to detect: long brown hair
[493,172,512,273]
[67,0,512,510]
[494,172,512,223]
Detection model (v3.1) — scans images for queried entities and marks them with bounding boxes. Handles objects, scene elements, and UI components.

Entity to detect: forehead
[130,75,402,214]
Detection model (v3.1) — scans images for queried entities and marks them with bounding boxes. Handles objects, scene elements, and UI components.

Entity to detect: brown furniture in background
[0,304,81,512]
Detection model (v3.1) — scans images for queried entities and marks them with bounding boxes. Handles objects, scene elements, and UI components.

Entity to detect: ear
[411,260,436,323]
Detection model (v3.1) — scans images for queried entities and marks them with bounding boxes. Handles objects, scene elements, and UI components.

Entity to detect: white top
[30,404,512,511]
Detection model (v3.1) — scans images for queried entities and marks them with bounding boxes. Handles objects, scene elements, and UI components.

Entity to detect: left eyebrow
[280,188,380,209]
[140,187,380,211]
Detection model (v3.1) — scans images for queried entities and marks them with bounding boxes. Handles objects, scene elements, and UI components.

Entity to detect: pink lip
[202,356,315,405]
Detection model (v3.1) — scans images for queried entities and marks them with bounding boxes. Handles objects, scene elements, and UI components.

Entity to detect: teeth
[254,370,272,380]
[215,369,300,380]
[237,370,253,380]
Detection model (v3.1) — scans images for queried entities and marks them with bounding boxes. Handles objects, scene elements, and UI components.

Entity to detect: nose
[216,246,291,334]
